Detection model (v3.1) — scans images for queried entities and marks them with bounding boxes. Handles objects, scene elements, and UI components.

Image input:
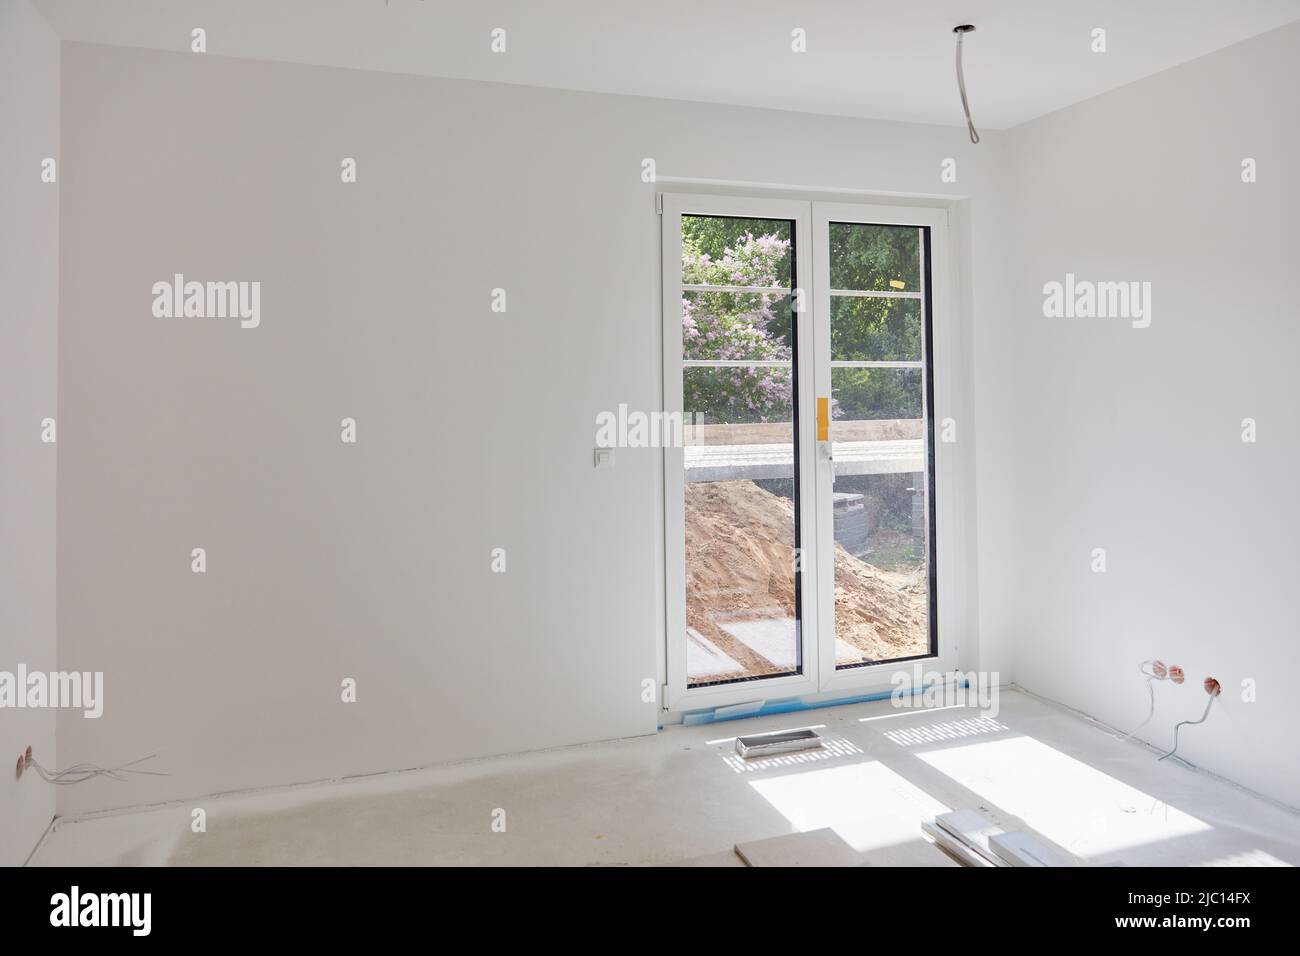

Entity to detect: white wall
[988,22,1300,807]
[54,41,999,815]
[0,0,60,865]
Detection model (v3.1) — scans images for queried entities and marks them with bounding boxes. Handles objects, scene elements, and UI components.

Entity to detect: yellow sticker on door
[817,397,829,442]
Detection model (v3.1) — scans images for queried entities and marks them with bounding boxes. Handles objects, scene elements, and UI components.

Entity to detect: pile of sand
[685,480,927,680]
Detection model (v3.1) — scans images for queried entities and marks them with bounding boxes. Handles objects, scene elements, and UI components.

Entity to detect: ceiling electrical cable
[953,25,980,144]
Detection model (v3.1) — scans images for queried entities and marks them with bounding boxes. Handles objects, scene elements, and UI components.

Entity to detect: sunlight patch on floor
[720,736,865,774]
[883,716,1008,748]
[917,734,1210,858]
[749,760,949,853]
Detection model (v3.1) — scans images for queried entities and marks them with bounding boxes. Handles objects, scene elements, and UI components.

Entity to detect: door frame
[660,193,957,714]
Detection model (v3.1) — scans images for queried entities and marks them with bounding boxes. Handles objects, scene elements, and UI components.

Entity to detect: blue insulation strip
[674,679,972,728]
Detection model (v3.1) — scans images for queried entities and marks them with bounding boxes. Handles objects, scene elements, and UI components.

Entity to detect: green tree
[681,217,793,424]
[827,223,923,421]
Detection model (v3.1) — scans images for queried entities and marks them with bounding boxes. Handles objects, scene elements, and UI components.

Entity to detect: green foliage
[678,217,925,426]
[832,368,922,421]
[827,223,924,421]
[681,217,792,423]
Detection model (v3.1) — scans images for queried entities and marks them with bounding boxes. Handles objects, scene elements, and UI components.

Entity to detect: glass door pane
[680,214,804,687]
[825,222,935,668]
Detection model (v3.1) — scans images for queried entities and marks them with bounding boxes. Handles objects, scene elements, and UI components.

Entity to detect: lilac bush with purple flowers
[682,232,792,424]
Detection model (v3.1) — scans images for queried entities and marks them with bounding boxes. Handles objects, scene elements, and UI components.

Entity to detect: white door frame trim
[659,192,961,716]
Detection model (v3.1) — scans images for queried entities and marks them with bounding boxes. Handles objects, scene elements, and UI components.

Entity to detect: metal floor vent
[735,728,824,758]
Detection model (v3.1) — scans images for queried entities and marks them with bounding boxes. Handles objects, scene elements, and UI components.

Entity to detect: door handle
[817,397,832,461]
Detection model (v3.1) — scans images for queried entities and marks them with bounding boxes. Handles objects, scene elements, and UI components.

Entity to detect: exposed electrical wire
[1158,678,1221,762]
[1119,659,1185,741]
[28,753,168,786]
[1119,659,1166,740]
[953,25,980,144]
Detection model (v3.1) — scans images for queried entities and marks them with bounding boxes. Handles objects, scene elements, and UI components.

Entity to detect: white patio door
[661,194,821,711]
[662,195,951,713]
[810,203,952,698]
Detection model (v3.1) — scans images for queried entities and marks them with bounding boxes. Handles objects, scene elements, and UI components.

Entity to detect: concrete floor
[28,689,1300,866]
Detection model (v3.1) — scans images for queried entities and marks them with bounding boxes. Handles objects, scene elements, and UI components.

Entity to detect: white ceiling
[32,0,1300,129]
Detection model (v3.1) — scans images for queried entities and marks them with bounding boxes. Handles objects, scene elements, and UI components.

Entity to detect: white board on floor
[936,809,1009,865]
[921,820,996,867]
[989,830,1078,867]
[735,828,863,867]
